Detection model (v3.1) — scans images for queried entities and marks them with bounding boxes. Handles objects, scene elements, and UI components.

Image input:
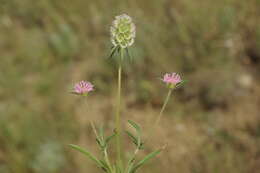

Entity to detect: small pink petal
[162,72,182,85]
[73,81,94,95]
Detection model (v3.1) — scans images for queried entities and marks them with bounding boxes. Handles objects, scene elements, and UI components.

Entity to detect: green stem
[104,148,113,173]
[85,99,114,172]
[155,88,173,126]
[126,148,139,173]
[115,49,123,168]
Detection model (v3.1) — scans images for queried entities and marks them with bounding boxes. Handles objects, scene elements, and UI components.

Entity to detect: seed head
[110,14,136,48]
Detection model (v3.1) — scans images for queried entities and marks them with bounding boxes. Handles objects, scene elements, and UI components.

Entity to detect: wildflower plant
[69,14,184,173]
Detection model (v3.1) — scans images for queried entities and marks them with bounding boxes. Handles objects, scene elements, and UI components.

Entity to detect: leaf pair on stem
[69,120,163,173]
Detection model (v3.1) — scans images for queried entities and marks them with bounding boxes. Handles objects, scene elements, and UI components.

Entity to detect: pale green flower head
[110,14,136,49]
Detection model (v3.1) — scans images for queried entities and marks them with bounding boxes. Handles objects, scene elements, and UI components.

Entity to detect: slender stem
[155,88,173,127]
[91,122,114,173]
[85,98,114,172]
[104,148,113,173]
[125,148,139,173]
[115,49,123,168]
[90,122,98,138]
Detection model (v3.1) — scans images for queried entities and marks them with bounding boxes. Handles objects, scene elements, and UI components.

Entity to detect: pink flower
[162,73,182,88]
[73,81,94,95]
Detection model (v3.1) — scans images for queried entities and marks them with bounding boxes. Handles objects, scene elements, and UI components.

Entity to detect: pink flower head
[162,73,182,88]
[73,81,94,95]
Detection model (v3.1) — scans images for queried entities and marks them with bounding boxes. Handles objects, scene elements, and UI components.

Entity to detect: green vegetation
[0,0,260,172]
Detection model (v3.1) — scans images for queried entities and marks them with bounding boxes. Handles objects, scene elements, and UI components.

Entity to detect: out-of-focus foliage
[0,0,260,173]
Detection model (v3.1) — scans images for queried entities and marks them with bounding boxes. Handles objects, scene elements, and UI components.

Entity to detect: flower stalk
[153,72,182,131]
[115,48,123,168]
[155,88,173,126]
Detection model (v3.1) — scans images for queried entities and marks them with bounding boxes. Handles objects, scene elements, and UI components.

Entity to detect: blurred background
[1,0,260,172]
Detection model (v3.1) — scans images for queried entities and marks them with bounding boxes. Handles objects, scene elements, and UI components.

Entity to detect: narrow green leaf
[108,46,118,59]
[90,122,102,147]
[96,126,106,148]
[96,138,102,147]
[128,120,141,132]
[99,159,110,172]
[117,46,121,54]
[128,120,142,146]
[126,48,133,61]
[175,80,188,89]
[69,144,103,168]
[125,130,138,146]
[130,149,162,173]
[99,126,104,141]
[105,132,116,144]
